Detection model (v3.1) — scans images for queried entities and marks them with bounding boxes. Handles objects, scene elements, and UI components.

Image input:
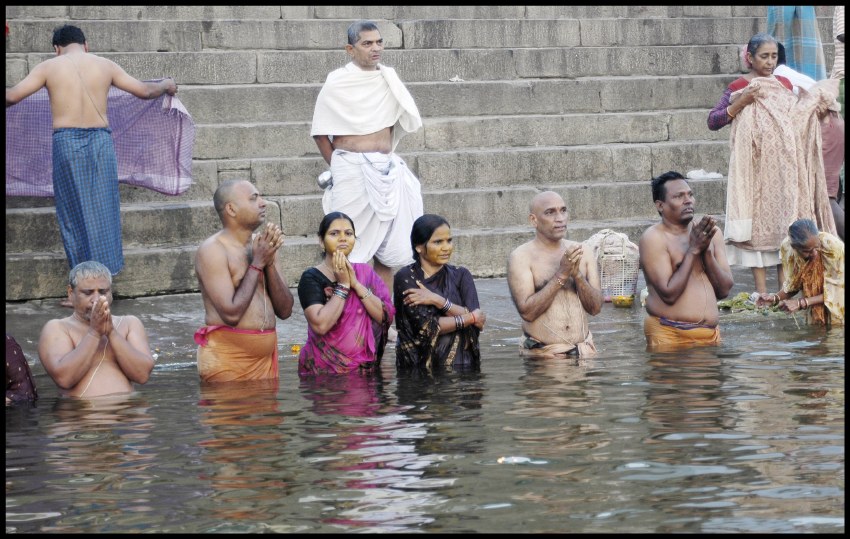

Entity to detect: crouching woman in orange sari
[298,212,394,375]
[756,218,844,327]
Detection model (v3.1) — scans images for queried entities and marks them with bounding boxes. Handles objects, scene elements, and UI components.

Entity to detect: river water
[5,276,844,533]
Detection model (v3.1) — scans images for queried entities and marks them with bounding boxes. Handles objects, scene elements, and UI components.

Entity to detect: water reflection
[4,299,843,533]
[392,371,488,531]
[9,395,158,533]
[46,394,157,473]
[195,379,290,523]
[643,350,735,440]
[395,370,489,455]
[622,334,846,533]
[506,359,606,454]
[296,369,453,532]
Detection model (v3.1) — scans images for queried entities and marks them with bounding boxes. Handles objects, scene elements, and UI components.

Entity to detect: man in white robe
[311,20,424,292]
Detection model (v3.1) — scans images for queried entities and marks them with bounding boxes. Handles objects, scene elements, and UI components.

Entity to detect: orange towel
[195,326,279,383]
[643,315,720,351]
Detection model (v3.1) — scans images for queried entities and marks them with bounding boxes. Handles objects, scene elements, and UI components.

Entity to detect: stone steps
[4,138,732,208]
[6,5,835,300]
[191,109,729,160]
[8,16,834,52]
[174,75,738,124]
[6,179,727,254]
[6,215,690,300]
[6,6,835,21]
[9,44,833,85]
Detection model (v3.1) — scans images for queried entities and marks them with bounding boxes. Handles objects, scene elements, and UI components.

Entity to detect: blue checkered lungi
[52,128,124,275]
[767,5,827,81]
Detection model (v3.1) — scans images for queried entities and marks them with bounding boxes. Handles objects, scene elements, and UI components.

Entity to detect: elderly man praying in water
[37,261,155,398]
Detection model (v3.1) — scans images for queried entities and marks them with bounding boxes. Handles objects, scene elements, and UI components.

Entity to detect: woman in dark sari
[393,214,486,373]
[298,212,394,375]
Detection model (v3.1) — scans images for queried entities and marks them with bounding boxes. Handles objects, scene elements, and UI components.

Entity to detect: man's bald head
[530,191,566,215]
[528,191,569,241]
[213,179,246,221]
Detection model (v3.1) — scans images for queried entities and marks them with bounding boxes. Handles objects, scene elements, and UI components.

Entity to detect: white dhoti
[323,150,423,267]
[312,62,424,267]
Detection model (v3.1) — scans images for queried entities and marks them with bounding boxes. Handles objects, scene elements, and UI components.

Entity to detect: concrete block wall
[4,5,839,300]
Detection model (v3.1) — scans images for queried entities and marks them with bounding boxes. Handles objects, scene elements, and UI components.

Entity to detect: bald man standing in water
[639,171,734,350]
[194,180,294,383]
[507,191,604,358]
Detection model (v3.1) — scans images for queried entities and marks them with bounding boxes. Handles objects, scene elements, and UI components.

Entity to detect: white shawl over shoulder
[311,62,422,151]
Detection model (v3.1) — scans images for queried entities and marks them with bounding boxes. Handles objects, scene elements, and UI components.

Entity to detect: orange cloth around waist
[196,326,279,383]
[643,315,720,350]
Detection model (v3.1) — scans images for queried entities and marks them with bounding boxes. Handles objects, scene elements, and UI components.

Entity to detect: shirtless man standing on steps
[6,24,177,307]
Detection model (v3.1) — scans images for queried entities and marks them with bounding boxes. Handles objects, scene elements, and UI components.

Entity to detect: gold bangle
[727,106,736,119]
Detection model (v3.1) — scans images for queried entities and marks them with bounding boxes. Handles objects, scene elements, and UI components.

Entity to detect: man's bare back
[43,52,114,128]
[6,39,176,128]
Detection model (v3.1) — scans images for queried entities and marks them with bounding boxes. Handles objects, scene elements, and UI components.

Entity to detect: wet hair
[318,211,356,239]
[410,214,450,261]
[52,25,86,48]
[68,260,112,289]
[746,32,778,59]
[347,20,379,45]
[650,171,687,204]
[788,218,819,248]
[776,41,787,66]
[212,179,244,221]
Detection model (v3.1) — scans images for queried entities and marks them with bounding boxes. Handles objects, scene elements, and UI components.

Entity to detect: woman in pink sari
[297,212,394,375]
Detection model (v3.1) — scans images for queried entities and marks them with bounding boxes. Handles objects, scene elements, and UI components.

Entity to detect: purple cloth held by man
[5,85,194,197]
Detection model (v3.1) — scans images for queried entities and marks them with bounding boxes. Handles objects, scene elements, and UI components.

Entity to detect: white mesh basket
[584,229,640,302]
